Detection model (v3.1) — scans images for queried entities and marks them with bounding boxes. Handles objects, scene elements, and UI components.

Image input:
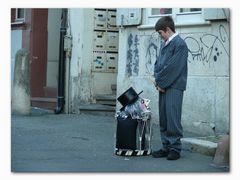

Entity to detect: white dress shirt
[165,32,178,46]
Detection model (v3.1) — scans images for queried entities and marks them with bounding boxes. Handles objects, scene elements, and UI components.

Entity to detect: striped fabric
[115,148,151,156]
[154,35,188,91]
[159,88,183,153]
[154,34,188,153]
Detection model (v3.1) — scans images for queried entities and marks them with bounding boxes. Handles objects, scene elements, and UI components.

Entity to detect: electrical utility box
[92,9,119,73]
[203,8,230,21]
[116,8,142,27]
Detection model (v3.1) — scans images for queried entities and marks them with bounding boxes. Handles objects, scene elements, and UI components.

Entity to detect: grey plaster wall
[68,9,119,114]
[67,8,230,136]
[116,21,229,136]
[68,9,94,113]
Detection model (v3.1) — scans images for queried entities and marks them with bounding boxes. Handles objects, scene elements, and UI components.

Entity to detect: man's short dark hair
[155,16,175,33]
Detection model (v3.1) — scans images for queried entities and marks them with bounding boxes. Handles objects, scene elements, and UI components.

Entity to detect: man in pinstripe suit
[152,16,188,160]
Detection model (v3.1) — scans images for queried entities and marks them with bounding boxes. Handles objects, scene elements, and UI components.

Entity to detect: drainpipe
[55,8,68,114]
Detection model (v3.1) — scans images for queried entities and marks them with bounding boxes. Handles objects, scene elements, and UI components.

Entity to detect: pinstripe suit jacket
[154,35,188,91]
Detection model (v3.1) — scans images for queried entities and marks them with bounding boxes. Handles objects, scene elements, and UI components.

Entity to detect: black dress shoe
[152,149,169,158]
[167,150,180,160]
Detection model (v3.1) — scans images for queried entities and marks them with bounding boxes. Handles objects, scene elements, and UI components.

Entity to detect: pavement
[11,109,229,172]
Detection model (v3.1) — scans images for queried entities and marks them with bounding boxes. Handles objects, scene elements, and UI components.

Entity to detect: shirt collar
[165,32,178,46]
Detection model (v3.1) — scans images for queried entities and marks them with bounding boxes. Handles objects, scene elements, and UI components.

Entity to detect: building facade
[66,8,230,136]
[11,8,230,136]
[11,8,62,109]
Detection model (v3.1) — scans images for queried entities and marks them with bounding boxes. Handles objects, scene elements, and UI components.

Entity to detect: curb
[182,137,218,156]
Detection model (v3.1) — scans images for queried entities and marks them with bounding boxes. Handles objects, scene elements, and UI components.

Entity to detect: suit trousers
[158,88,183,153]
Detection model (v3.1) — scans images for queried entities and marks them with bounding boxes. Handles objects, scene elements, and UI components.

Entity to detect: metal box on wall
[94,10,107,30]
[93,31,106,50]
[92,9,119,74]
[106,32,118,51]
[116,8,142,26]
[107,10,117,30]
[106,52,118,72]
[92,51,106,72]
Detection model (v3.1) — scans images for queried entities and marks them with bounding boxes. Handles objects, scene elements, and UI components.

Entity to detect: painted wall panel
[11,30,22,89]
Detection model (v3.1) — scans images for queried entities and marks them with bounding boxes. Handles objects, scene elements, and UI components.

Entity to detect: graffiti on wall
[143,24,229,75]
[183,25,229,66]
[126,33,140,76]
[145,33,160,75]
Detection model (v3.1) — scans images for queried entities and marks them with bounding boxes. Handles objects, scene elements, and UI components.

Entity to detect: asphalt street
[11,112,229,172]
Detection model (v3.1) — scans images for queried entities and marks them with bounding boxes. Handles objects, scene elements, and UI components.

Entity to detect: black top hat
[117,87,143,111]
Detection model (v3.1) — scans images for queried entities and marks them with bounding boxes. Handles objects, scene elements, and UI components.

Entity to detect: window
[151,8,172,15]
[15,9,25,22]
[144,8,205,26]
[150,8,202,16]
[179,8,201,13]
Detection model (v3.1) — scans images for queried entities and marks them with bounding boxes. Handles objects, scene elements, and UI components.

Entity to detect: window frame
[145,8,205,26]
[15,8,25,22]
[178,8,202,14]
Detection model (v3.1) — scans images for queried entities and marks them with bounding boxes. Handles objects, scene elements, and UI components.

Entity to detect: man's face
[158,30,168,41]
